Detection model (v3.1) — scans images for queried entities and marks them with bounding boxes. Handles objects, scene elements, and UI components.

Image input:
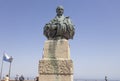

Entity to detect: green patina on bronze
[44,6,75,40]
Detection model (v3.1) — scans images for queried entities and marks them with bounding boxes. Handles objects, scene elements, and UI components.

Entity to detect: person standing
[15,75,19,81]
[105,76,108,81]
[19,75,24,81]
[4,75,9,81]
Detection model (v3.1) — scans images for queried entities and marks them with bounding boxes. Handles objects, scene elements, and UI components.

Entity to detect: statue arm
[44,21,57,30]
[65,17,75,30]
[66,17,74,25]
[64,17,75,39]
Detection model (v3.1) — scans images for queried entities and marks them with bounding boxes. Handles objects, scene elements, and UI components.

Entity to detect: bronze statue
[44,6,75,40]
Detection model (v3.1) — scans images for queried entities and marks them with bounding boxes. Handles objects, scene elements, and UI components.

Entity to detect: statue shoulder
[65,16,70,19]
[64,16,73,24]
[65,16,73,21]
[49,17,57,24]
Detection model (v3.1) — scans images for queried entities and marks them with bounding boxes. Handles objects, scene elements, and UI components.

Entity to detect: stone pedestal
[39,39,73,81]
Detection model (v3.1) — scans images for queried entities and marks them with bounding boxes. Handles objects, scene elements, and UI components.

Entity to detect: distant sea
[74,79,120,81]
[8,77,120,81]
[8,79,120,81]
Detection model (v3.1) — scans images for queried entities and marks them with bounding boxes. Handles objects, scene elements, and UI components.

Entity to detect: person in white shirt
[4,75,9,81]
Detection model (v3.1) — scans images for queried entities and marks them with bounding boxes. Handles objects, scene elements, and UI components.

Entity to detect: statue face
[56,6,64,16]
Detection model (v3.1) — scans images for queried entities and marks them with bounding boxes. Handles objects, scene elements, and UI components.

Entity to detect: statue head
[56,6,64,16]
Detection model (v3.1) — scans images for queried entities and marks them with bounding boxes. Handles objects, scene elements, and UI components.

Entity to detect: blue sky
[0,0,120,80]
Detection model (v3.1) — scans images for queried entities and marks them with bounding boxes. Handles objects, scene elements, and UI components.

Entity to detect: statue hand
[51,25,57,30]
[45,24,50,29]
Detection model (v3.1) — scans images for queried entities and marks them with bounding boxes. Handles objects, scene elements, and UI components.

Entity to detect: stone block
[39,75,73,81]
[39,60,73,75]
[43,39,70,59]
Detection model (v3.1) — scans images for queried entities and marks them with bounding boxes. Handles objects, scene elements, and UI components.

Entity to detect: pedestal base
[39,75,73,81]
[39,39,73,81]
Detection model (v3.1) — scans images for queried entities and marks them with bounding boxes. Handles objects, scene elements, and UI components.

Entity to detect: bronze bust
[44,6,75,40]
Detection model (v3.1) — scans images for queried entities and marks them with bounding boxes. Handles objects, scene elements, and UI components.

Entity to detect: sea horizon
[2,77,120,81]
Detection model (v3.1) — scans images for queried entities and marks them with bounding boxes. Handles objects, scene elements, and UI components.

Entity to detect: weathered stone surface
[39,60,73,74]
[39,75,73,81]
[39,39,73,81]
[43,39,70,59]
